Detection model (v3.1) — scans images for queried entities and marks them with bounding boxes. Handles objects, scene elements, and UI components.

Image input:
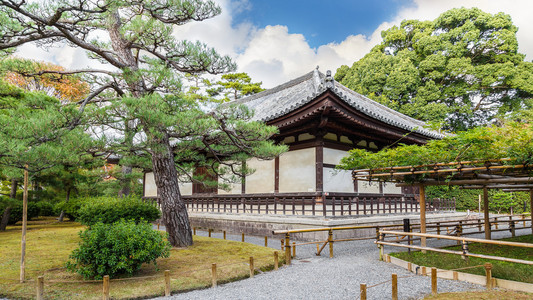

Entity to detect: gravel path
[152,220,532,300]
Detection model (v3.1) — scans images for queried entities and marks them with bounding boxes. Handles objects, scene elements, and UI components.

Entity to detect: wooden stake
[223,230,226,240]
[360,283,367,300]
[431,267,437,295]
[391,273,398,300]
[193,227,196,235]
[274,251,279,270]
[208,229,212,238]
[249,257,254,278]
[419,185,427,252]
[164,270,170,296]
[292,242,296,258]
[485,263,493,290]
[284,233,291,265]
[242,232,245,242]
[265,236,268,247]
[103,275,110,300]
[328,229,334,258]
[530,189,533,235]
[20,166,28,283]
[484,187,491,240]
[36,276,44,300]
[211,263,217,288]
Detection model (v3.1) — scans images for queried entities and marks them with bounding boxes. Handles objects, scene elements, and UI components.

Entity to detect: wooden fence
[176,193,455,216]
[272,214,532,265]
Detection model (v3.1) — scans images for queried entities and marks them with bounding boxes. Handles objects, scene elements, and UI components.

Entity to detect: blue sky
[232,0,415,48]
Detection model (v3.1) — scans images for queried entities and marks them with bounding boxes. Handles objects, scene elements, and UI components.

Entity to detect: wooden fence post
[328,229,334,258]
[211,263,217,288]
[392,273,398,300]
[360,283,367,300]
[164,270,170,296]
[223,231,226,240]
[36,276,44,300]
[249,257,254,278]
[103,275,110,300]
[193,227,196,235]
[485,263,493,290]
[292,242,296,258]
[431,267,437,295]
[284,233,291,265]
[274,251,279,270]
[208,229,212,238]
[265,236,268,247]
[242,232,245,242]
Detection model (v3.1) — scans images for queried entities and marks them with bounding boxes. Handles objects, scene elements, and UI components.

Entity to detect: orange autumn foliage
[3,60,89,102]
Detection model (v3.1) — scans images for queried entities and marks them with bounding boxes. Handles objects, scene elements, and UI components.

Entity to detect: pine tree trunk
[58,188,71,222]
[151,139,193,247]
[1,179,18,231]
[0,207,10,231]
[10,179,17,199]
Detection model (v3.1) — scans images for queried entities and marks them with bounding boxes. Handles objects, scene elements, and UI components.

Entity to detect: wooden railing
[174,192,455,216]
[271,214,532,265]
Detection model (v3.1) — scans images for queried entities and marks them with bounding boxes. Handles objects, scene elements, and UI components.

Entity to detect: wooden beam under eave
[419,185,426,252]
[484,186,491,240]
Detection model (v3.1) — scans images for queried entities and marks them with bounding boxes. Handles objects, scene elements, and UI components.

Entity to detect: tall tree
[0,0,285,246]
[335,8,533,131]
[208,72,265,101]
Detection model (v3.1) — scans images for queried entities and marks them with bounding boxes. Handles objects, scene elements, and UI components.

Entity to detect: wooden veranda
[353,158,533,247]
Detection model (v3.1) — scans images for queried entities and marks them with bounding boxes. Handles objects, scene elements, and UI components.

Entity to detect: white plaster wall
[323,168,354,193]
[179,182,193,195]
[382,182,402,194]
[144,172,157,197]
[245,158,275,194]
[358,181,380,194]
[279,148,316,193]
[218,183,242,195]
[144,172,193,196]
[323,148,349,165]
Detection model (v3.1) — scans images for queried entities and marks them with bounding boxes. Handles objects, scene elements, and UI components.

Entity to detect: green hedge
[66,220,171,279]
[0,198,40,225]
[77,196,160,226]
[54,198,86,221]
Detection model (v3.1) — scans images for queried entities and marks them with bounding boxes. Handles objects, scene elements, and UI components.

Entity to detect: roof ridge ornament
[313,66,322,93]
[325,70,334,89]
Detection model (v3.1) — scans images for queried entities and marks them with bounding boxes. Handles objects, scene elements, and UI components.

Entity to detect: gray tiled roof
[232,69,444,139]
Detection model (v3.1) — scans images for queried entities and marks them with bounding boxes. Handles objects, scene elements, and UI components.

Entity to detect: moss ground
[0,217,283,299]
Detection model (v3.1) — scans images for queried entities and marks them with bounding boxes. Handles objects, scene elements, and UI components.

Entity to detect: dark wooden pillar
[484,186,491,240]
[315,137,324,193]
[274,157,279,193]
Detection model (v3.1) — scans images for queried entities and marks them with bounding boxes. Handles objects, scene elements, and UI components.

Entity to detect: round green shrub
[66,220,171,279]
[77,196,161,226]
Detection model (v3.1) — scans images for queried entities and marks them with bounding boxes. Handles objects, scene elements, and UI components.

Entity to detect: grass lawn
[0,217,283,300]
[390,235,533,283]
